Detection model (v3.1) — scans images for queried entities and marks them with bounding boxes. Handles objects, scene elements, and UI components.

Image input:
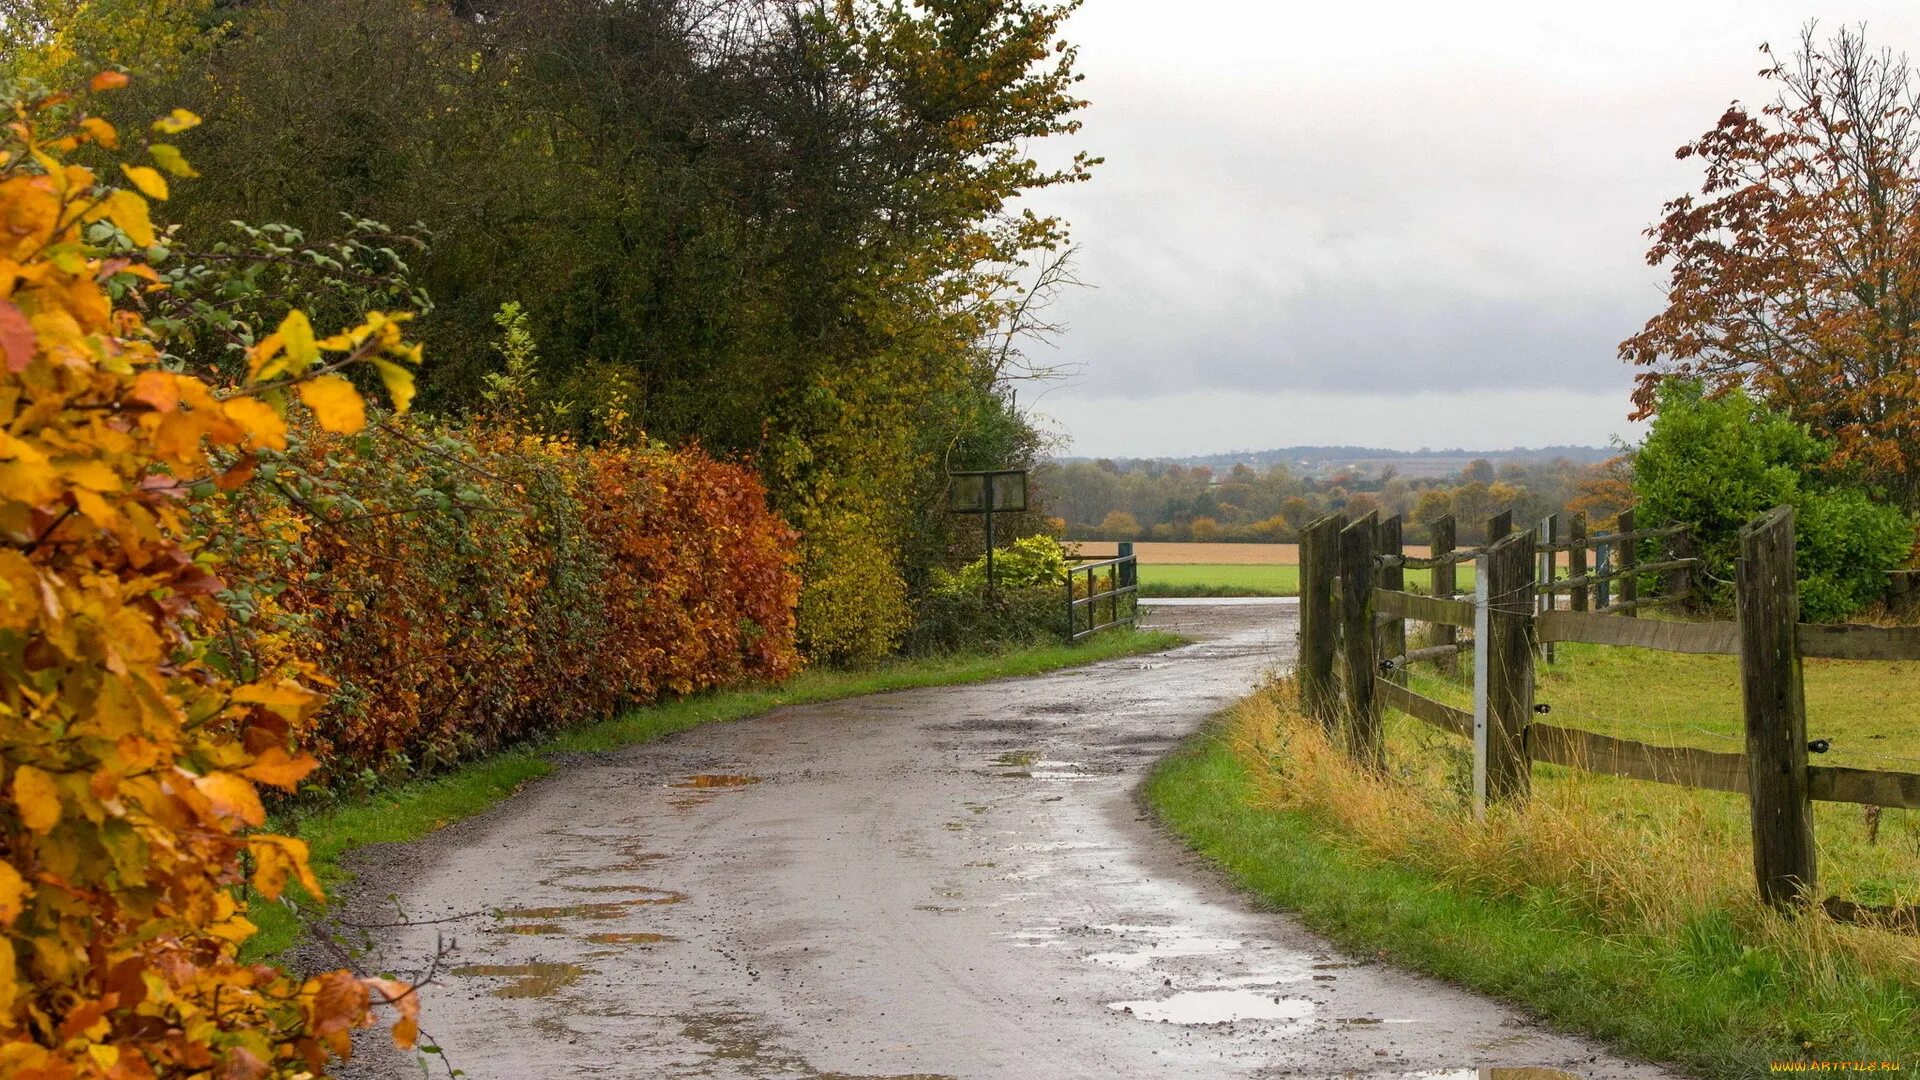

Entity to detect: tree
[1633,381,1911,620]
[1623,25,1920,511]
[1098,509,1140,537]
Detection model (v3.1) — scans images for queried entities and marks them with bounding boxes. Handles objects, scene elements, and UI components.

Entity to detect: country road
[340,601,1673,1079]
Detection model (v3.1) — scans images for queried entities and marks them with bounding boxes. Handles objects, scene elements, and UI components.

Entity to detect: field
[1137,562,1474,597]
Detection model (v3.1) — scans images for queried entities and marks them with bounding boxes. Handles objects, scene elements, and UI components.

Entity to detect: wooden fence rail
[1296,503,1920,913]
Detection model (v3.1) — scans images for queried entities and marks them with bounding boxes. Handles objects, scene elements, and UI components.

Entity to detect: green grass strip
[1145,722,1919,1080]
[250,628,1184,959]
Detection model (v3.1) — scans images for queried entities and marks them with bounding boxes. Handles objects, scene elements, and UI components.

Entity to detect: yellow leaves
[13,765,60,833]
[151,108,201,135]
[373,359,416,415]
[148,143,199,179]
[80,118,118,151]
[90,72,130,93]
[192,771,264,827]
[298,374,366,434]
[241,747,318,791]
[222,396,287,451]
[100,189,154,247]
[0,860,27,925]
[364,977,420,1049]
[248,835,322,902]
[231,679,326,723]
[281,308,319,372]
[0,87,430,1073]
[120,164,168,202]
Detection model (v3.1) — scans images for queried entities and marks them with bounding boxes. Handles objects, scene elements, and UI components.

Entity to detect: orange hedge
[209,423,801,785]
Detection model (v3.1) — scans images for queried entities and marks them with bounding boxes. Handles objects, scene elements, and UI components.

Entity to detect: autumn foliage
[214,423,800,781]
[0,79,423,1076]
[1623,26,1920,511]
[0,73,803,1076]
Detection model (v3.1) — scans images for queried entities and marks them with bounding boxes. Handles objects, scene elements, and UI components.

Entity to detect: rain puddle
[671,774,763,789]
[995,751,1039,768]
[1107,989,1315,1025]
[451,962,588,999]
[498,923,565,935]
[586,932,674,945]
[501,892,686,920]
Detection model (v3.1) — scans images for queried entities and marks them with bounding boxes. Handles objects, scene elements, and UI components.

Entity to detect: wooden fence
[1297,505,1920,912]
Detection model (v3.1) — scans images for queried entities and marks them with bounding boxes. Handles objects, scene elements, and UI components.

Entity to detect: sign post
[948,469,1029,598]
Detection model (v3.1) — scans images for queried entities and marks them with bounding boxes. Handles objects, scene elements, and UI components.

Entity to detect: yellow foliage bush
[0,78,415,1076]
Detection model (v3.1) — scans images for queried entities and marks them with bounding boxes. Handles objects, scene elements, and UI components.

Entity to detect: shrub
[1633,381,1912,621]
[906,535,1073,654]
[0,79,420,1076]
[208,420,801,785]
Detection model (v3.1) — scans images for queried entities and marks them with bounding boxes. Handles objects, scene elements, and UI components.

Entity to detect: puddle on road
[451,962,588,999]
[995,751,1039,768]
[501,892,686,920]
[497,923,565,936]
[1107,989,1315,1025]
[680,1011,956,1080]
[586,932,674,945]
[671,774,763,789]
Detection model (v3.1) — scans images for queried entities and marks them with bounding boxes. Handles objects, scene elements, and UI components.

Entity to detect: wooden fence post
[1487,509,1513,544]
[1483,530,1535,802]
[1738,506,1816,908]
[1667,530,1693,605]
[1430,514,1458,677]
[1297,515,1343,732]
[1339,513,1382,769]
[1567,512,1589,614]
[1617,507,1638,617]
[1376,515,1406,685]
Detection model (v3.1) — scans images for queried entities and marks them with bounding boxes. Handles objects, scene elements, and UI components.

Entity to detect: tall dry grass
[1227,677,1920,988]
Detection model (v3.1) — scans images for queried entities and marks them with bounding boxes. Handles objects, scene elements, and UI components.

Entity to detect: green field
[1137,563,1474,597]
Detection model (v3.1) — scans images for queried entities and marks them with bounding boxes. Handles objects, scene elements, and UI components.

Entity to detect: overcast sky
[1023,1,1920,458]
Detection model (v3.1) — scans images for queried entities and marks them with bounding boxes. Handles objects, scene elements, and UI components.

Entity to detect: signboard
[949,469,1028,514]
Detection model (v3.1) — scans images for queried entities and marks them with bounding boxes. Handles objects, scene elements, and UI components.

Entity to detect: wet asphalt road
[341,600,1676,1079]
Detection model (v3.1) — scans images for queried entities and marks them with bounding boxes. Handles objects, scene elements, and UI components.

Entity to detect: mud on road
[339,600,1673,1079]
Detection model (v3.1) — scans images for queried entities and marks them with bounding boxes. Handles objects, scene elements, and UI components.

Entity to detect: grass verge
[1146,681,1920,1079]
[250,627,1183,960]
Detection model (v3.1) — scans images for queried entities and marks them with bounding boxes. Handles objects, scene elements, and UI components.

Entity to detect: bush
[906,535,1072,654]
[1633,381,1912,621]
[210,421,802,785]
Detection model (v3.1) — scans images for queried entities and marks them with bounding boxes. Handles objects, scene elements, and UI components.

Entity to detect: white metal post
[1472,549,1491,821]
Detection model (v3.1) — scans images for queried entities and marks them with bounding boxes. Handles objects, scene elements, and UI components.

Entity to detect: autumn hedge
[208,421,801,786]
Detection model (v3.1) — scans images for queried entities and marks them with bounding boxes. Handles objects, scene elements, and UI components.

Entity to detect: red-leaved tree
[1622,24,1920,511]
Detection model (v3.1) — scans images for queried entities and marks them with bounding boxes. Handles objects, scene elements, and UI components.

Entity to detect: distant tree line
[1038,456,1629,544]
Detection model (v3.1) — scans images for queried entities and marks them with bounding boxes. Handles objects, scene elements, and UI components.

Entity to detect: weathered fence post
[1339,513,1382,769]
[1738,506,1816,909]
[1666,530,1692,605]
[1297,515,1343,732]
[1567,512,1589,614]
[1483,530,1535,802]
[1487,509,1513,544]
[1617,507,1638,617]
[1376,515,1406,686]
[1429,514,1458,677]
